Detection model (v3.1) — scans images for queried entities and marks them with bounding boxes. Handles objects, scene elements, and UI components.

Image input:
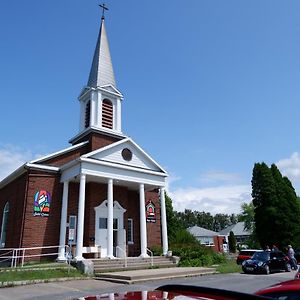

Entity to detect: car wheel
[265,265,270,275]
[285,263,291,272]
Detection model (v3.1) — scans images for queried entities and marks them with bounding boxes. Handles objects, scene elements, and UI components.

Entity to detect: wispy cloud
[169,184,251,215]
[0,145,35,181]
[277,152,300,178]
[197,170,243,185]
[277,152,300,193]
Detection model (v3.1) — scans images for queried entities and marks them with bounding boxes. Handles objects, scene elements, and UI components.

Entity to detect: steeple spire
[87,5,116,88]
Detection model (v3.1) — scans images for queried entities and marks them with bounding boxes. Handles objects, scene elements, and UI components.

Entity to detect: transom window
[102,99,113,129]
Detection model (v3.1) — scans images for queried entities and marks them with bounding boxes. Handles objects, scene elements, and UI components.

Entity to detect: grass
[0,268,85,283]
[215,259,242,274]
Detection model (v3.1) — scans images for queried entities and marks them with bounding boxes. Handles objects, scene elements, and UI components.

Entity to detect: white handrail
[146,248,153,267]
[0,245,70,268]
[116,246,127,267]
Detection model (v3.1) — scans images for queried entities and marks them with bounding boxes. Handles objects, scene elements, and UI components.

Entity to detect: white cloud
[277,152,300,193]
[197,170,243,185]
[0,145,35,181]
[169,184,251,215]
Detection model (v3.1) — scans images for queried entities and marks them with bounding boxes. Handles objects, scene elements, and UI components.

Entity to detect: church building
[0,11,168,261]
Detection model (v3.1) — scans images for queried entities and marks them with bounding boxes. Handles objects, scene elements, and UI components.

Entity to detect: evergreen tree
[228,231,237,253]
[252,162,300,249]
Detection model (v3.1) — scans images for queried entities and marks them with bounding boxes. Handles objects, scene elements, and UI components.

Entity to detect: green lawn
[215,259,242,274]
[0,268,85,283]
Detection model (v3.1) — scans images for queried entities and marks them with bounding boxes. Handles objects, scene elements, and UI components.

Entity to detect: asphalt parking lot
[0,270,297,300]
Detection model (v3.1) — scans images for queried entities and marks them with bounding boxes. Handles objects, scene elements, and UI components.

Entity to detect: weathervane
[99,3,108,20]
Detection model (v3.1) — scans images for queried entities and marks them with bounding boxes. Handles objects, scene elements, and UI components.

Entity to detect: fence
[0,245,71,268]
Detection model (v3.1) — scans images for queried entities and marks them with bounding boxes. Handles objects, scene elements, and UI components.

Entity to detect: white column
[139,183,148,257]
[57,181,69,261]
[107,178,114,258]
[91,91,97,127]
[75,174,86,260]
[160,188,169,255]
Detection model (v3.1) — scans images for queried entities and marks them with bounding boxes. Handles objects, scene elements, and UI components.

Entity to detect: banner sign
[146,201,156,223]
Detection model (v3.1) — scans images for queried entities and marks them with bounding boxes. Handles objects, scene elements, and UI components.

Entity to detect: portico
[57,137,168,261]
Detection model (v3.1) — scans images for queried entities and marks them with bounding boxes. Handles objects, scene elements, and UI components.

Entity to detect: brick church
[0,12,168,261]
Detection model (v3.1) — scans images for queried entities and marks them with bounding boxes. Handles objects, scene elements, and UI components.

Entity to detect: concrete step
[95,267,217,284]
[92,256,176,272]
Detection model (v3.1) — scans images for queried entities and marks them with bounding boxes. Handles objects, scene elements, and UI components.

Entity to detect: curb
[0,276,89,288]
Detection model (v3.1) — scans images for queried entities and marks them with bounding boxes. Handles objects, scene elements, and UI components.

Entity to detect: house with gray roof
[187,226,226,252]
[218,222,251,246]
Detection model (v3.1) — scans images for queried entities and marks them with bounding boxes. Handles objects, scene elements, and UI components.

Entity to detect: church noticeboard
[33,190,51,217]
[146,201,156,223]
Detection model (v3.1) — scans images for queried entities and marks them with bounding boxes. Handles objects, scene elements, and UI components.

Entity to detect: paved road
[0,270,296,300]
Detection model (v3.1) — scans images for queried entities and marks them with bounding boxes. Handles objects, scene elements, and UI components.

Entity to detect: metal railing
[0,248,15,267]
[116,246,127,267]
[0,245,70,268]
[146,248,154,267]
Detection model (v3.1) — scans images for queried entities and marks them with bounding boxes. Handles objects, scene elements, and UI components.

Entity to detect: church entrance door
[94,200,126,258]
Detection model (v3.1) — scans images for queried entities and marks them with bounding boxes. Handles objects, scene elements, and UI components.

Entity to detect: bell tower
[71,7,123,146]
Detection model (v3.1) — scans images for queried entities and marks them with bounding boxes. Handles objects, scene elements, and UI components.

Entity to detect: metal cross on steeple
[99,3,108,20]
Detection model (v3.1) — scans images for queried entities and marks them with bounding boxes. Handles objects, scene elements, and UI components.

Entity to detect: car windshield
[252,251,269,261]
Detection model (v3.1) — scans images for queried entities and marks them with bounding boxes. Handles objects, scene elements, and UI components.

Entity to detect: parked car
[255,279,300,299]
[242,250,291,274]
[236,249,262,265]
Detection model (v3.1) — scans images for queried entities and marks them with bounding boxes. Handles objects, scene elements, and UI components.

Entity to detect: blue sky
[1,1,300,215]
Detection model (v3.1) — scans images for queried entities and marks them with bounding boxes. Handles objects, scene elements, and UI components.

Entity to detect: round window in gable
[122,148,132,161]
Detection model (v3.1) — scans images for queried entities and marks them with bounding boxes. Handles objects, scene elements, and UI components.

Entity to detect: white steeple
[76,11,124,141]
[87,17,116,88]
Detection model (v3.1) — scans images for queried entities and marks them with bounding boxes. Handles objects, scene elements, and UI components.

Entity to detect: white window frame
[127,218,134,244]
[0,202,9,248]
[68,215,77,245]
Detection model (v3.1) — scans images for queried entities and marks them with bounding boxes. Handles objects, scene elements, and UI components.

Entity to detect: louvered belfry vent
[102,99,113,129]
[85,101,91,128]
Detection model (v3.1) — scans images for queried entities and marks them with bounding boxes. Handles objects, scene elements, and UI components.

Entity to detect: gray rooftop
[218,222,251,236]
[188,226,219,237]
[87,18,116,88]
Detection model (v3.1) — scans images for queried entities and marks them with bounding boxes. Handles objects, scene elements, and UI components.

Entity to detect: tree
[164,192,184,243]
[239,202,254,231]
[228,231,237,253]
[251,162,300,249]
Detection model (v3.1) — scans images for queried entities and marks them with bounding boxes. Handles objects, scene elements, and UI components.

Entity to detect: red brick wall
[21,171,63,251]
[145,190,161,249]
[212,235,225,252]
[0,172,28,248]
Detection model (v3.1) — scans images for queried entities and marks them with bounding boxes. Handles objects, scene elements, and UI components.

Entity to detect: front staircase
[93,256,178,274]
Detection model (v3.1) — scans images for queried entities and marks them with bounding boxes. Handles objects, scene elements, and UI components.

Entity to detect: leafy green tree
[240,202,254,231]
[252,162,300,249]
[228,231,237,253]
[165,192,184,243]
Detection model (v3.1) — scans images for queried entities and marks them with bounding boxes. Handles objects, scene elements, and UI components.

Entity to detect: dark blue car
[242,251,291,274]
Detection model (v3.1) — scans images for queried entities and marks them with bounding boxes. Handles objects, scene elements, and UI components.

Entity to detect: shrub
[170,243,225,267]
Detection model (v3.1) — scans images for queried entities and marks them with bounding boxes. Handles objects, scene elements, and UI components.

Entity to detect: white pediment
[82,138,166,174]
[99,84,123,97]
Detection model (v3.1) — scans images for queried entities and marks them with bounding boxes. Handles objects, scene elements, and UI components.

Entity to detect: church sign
[146,201,156,223]
[33,190,51,217]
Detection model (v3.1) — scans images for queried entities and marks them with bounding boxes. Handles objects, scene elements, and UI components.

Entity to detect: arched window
[102,99,113,129]
[85,100,91,128]
[0,202,9,248]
